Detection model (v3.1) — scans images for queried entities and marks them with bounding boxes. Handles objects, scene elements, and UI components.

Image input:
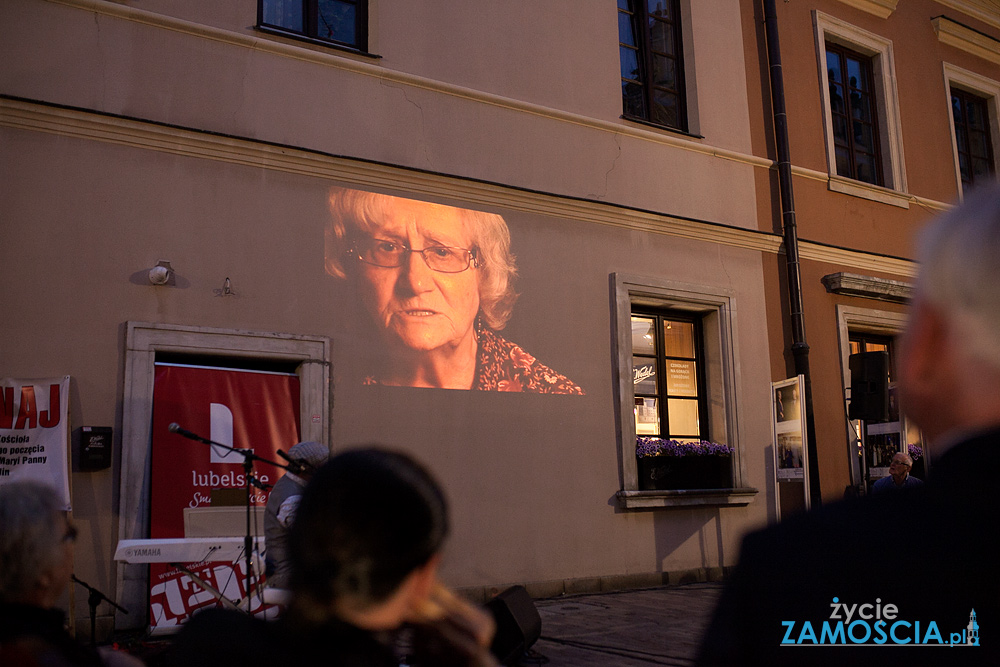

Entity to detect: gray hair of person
[893,453,913,467]
[916,183,1000,370]
[0,481,67,603]
[325,187,519,330]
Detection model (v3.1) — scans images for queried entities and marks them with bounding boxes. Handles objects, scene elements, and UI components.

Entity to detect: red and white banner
[0,377,71,508]
[148,364,300,631]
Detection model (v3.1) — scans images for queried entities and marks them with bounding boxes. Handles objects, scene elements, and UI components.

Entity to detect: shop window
[612,274,754,508]
[259,0,367,52]
[631,311,707,441]
[618,0,688,131]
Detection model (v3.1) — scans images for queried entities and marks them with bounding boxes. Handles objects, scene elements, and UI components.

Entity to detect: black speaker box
[486,585,542,665]
[848,351,889,422]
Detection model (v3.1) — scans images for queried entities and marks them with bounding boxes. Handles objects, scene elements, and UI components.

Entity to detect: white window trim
[612,273,755,509]
[932,16,1000,66]
[835,0,898,19]
[114,322,330,629]
[942,62,1000,197]
[813,11,909,205]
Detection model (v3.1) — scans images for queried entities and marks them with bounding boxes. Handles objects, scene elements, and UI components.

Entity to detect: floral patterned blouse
[363,325,584,394]
[473,327,584,394]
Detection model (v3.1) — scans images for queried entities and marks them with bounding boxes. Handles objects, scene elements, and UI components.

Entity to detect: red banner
[148,364,300,631]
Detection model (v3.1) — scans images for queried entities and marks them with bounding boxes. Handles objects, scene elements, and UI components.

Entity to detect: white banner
[0,376,71,509]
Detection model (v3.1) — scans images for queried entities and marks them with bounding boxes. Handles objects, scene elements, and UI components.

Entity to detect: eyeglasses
[351,238,478,273]
[889,460,910,468]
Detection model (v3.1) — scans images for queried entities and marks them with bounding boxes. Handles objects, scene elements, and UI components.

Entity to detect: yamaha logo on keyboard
[127,547,161,557]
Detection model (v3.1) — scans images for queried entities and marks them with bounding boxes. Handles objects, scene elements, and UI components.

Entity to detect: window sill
[620,115,704,140]
[255,24,381,59]
[616,487,758,509]
[827,176,910,209]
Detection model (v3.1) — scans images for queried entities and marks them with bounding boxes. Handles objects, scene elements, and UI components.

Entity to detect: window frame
[257,0,369,54]
[612,273,755,509]
[631,308,709,441]
[824,42,884,186]
[951,87,996,189]
[943,62,1000,197]
[618,0,689,132]
[813,11,908,206]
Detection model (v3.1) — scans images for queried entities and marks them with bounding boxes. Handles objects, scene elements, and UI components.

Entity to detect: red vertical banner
[148,364,300,631]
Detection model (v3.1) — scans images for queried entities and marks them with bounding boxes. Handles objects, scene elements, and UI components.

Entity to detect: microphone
[277,449,310,475]
[168,423,201,441]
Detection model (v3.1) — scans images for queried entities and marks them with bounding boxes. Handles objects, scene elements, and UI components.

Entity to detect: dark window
[631,311,706,441]
[619,0,687,131]
[259,0,367,51]
[826,43,882,186]
[951,88,995,189]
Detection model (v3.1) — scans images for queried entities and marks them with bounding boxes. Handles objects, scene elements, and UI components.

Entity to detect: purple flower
[636,437,733,458]
[907,443,923,461]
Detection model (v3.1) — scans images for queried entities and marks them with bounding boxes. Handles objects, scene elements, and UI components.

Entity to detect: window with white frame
[814,11,907,205]
[944,63,1000,195]
[613,274,753,508]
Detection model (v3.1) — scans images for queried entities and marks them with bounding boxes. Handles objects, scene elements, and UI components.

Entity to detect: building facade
[744,0,999,501]
[3,0,996,640]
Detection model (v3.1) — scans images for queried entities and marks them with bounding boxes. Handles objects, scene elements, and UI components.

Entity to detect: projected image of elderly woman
[326,187,583,393]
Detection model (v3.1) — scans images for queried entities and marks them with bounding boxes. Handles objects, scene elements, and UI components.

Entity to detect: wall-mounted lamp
[214,277,236,297]
[148,260,174,285]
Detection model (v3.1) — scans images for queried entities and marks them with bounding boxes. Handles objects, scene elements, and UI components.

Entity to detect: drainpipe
[762,0,821,507]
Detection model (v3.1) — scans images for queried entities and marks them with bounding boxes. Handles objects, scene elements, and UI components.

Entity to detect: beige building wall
[1,0,787,637]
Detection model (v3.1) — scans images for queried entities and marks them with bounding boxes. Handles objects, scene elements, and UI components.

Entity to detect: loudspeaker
[485,585,542,665]
[848,351,889,422]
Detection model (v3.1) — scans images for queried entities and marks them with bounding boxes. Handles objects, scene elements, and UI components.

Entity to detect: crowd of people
[4,185,999,666]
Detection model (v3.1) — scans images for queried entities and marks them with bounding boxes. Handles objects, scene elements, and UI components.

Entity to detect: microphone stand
[71,575,129,648]
[167,425,299,613]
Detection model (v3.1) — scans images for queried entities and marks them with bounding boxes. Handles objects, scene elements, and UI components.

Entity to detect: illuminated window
[631,311,706,441]
[618,0,687,131]
[613,274,751,506]
[259,0,367,51]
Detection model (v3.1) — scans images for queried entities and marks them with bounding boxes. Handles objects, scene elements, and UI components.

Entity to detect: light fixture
[214,277,236,297]
[148,260,173,285]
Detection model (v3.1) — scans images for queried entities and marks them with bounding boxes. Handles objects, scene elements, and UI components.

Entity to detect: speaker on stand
[848,351,889,422]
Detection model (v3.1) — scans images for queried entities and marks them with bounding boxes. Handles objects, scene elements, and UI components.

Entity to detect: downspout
[761,0,821,506]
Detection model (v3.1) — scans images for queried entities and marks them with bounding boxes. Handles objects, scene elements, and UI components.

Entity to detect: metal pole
[762,0,821,506]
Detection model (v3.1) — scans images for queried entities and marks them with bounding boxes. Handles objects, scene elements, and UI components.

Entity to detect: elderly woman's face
[356,199,480,353]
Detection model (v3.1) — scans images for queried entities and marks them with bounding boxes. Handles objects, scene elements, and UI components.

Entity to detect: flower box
[636,437,734,491]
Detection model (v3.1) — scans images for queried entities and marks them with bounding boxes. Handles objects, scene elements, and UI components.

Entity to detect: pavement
[521,582,724,666]
[120,581,724,666]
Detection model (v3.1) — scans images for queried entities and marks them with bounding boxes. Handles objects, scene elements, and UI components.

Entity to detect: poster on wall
[148,363,300,632]
[771,375,810,520]
[324,186,585,394]
[0,376,71,508]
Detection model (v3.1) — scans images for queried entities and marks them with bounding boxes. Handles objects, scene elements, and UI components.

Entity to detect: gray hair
[893,452,913,467]
[324,187,519,330]
[0,481,67,603]
[917,183,1000,370]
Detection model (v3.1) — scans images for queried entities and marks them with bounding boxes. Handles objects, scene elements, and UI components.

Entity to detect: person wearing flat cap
[264,441,330,589]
